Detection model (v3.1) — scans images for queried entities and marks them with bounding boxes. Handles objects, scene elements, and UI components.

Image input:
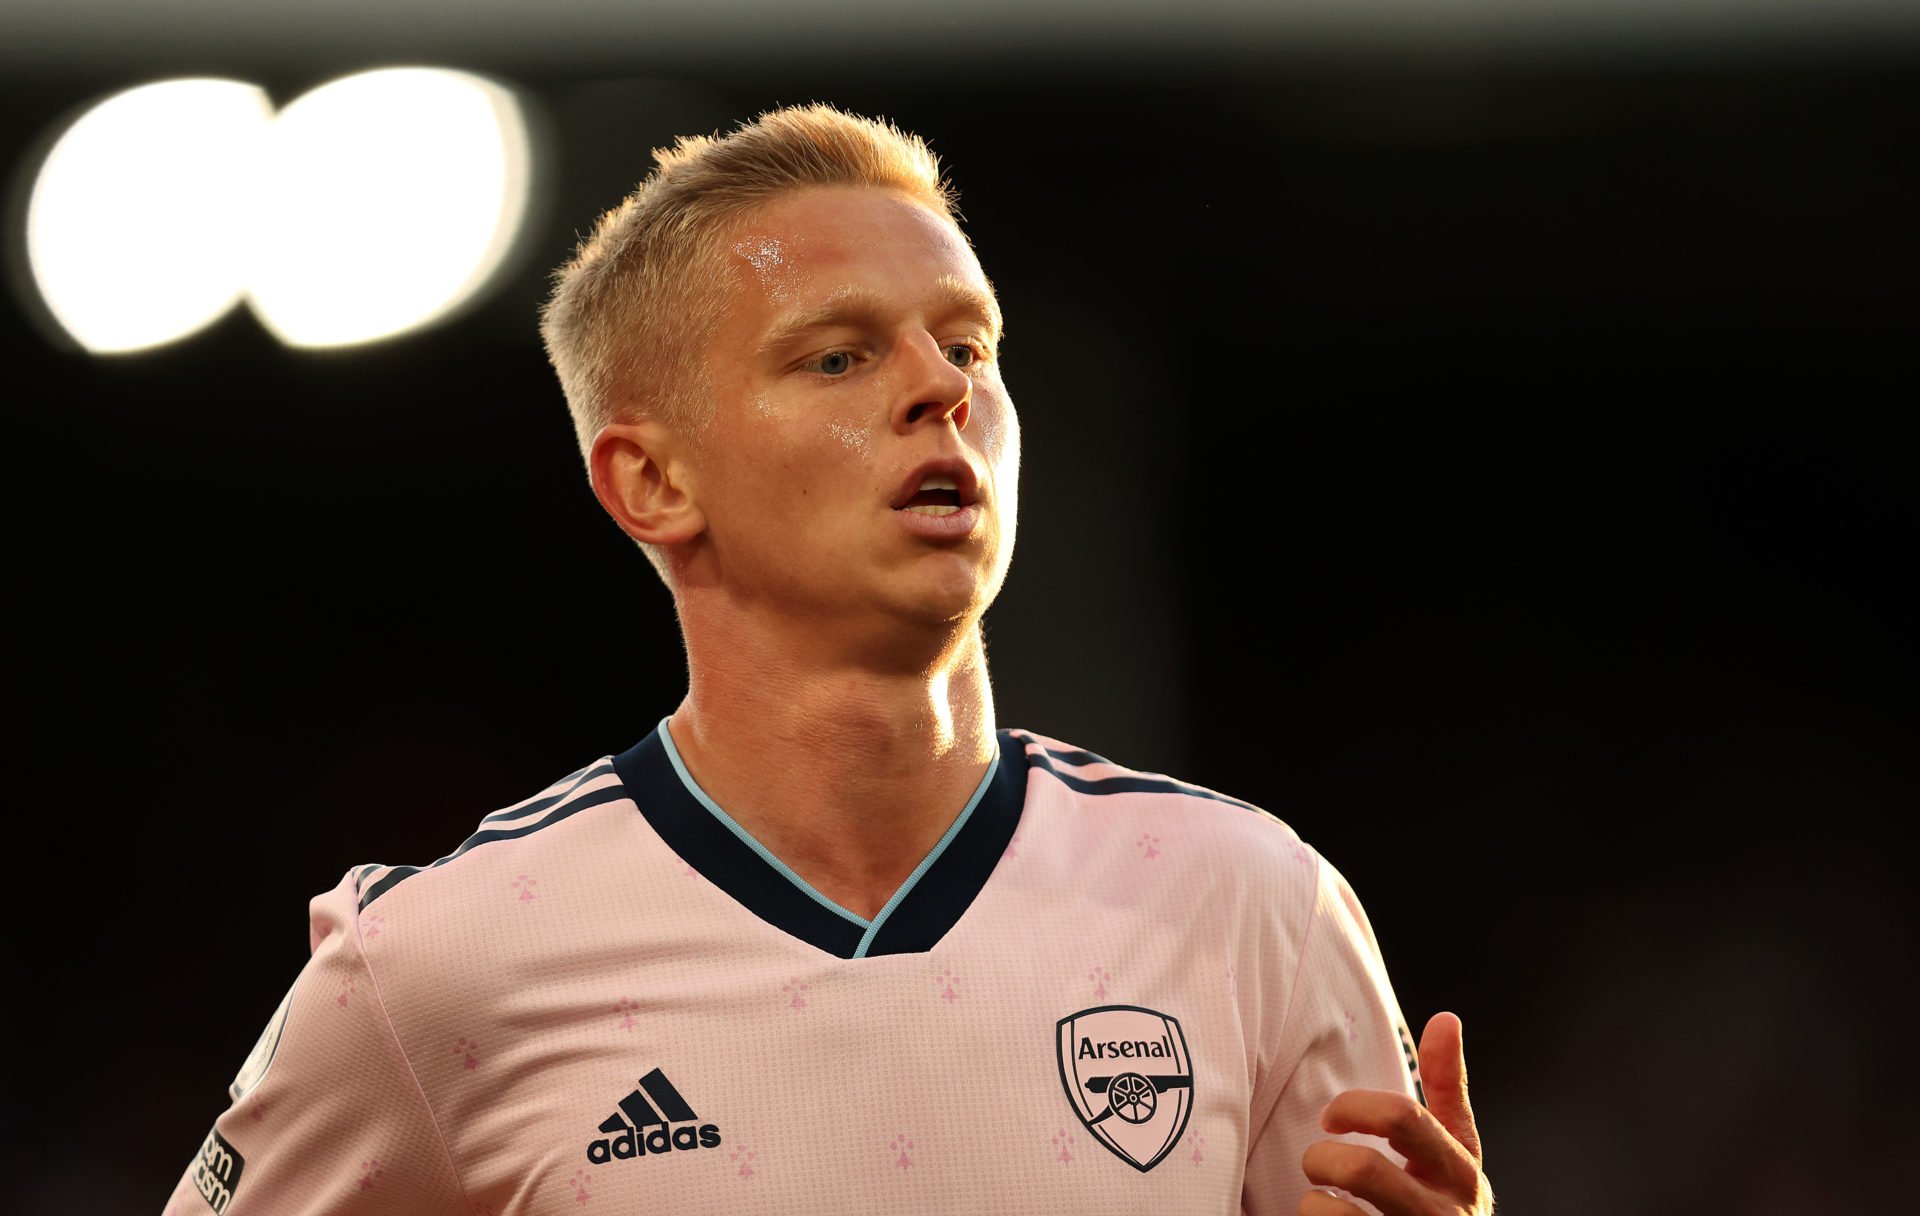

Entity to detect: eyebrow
[755,274,1004,358]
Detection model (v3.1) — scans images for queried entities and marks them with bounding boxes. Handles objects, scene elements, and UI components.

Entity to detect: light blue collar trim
[657,716,868,928]
[853,751,998,959]
[655,716,1001,957]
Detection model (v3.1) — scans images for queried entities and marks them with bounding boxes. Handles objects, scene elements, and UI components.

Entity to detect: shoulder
[1009,728,1292,827]
[1003,730,1350,1003]
[301,755,646,1037]
[1005,727,1321,874]
[340,754,634,930]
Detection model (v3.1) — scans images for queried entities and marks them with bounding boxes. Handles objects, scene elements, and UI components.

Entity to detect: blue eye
[814,351,853,375]
[945,344,975,368]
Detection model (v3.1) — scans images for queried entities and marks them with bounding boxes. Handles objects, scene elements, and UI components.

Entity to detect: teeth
[919,474,959,491]
[906,504,961,517]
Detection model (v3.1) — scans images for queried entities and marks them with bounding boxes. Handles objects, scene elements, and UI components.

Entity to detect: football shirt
[166,724,1418,1214]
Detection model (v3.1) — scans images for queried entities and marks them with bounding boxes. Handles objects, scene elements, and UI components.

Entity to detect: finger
[1320,1088,1480,1198]
[1303,1140,1445,1216]
[1418,1011,1482,1166]
[1298,1186,1368,1216]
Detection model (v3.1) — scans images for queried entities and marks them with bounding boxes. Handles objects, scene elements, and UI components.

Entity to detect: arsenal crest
[1056,1004,1194,1172]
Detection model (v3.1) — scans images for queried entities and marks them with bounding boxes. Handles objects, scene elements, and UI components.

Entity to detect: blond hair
[539,103,962,582]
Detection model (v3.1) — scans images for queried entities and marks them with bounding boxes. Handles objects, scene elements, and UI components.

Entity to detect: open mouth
[901,475,965,517]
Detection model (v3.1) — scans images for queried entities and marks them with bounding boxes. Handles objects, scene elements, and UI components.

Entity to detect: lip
[894,501,982,540]
[890,457,986,543]
[890,457,985,511]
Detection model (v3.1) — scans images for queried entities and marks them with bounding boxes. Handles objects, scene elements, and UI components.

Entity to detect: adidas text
[587,1122,722,1163]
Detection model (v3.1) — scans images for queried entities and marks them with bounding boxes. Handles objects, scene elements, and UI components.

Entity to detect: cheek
[974,389,1018,469]
[749,392,869,464]
[827,379,885,460]
[827,419,872,457]
[754,413,877,510]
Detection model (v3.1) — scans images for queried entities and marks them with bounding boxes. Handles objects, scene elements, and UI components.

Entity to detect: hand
[1298,1011,1493,1216]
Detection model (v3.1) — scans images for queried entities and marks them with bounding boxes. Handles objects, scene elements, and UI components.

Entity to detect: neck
[666,603,999,921]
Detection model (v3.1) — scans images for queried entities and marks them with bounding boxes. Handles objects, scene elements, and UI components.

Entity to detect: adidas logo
[585,1068,723,1164]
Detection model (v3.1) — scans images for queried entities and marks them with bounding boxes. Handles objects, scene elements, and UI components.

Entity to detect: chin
[885,570,993,632]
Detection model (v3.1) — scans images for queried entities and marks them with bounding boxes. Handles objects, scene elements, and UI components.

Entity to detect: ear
[588,420,707,548]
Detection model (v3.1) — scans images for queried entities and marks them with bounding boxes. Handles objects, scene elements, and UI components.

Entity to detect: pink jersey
[166,724,1419,1215]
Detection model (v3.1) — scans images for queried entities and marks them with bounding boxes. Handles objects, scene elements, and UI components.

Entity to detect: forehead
[720,186,995,320]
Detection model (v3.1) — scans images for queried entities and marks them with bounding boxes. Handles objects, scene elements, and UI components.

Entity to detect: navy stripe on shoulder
[358,774,626,912]
[1022,740,1261,813]
[481,762,617,825]
[1039,743,1116,768]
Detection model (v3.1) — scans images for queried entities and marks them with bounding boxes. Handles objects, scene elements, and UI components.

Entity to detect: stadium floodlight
[245,67,533,349]
[26,79,272,354]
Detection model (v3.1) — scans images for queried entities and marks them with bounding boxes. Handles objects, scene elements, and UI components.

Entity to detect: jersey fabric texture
[165,724,1419,1215]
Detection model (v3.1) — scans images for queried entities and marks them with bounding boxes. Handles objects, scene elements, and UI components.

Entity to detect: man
[166,104,1492,1216]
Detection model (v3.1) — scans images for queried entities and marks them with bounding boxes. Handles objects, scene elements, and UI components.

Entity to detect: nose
[891,334,971,433]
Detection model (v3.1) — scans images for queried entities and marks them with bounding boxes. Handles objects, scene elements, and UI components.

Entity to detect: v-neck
[611,722,1029,959]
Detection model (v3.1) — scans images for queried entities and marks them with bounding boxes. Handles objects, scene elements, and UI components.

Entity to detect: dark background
[5,18,1916,1216]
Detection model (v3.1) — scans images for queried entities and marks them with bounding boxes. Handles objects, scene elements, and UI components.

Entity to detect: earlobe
[589,421,707,547]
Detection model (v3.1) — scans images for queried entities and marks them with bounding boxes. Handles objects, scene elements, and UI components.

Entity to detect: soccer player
[165,104,1492,1216]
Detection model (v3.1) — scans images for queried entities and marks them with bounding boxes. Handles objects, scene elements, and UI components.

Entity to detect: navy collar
[612,724,1029,959]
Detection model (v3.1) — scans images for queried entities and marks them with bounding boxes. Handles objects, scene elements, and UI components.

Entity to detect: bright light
[26,79,272,353]
[247,68,532,348]
[20,68,534,355]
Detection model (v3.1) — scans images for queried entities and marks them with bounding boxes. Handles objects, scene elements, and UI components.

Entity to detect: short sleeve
[1241,854,1420,1216]
[162,870,470,1215]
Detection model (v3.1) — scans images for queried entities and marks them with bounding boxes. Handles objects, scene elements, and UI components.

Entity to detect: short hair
[539,103,962,583]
